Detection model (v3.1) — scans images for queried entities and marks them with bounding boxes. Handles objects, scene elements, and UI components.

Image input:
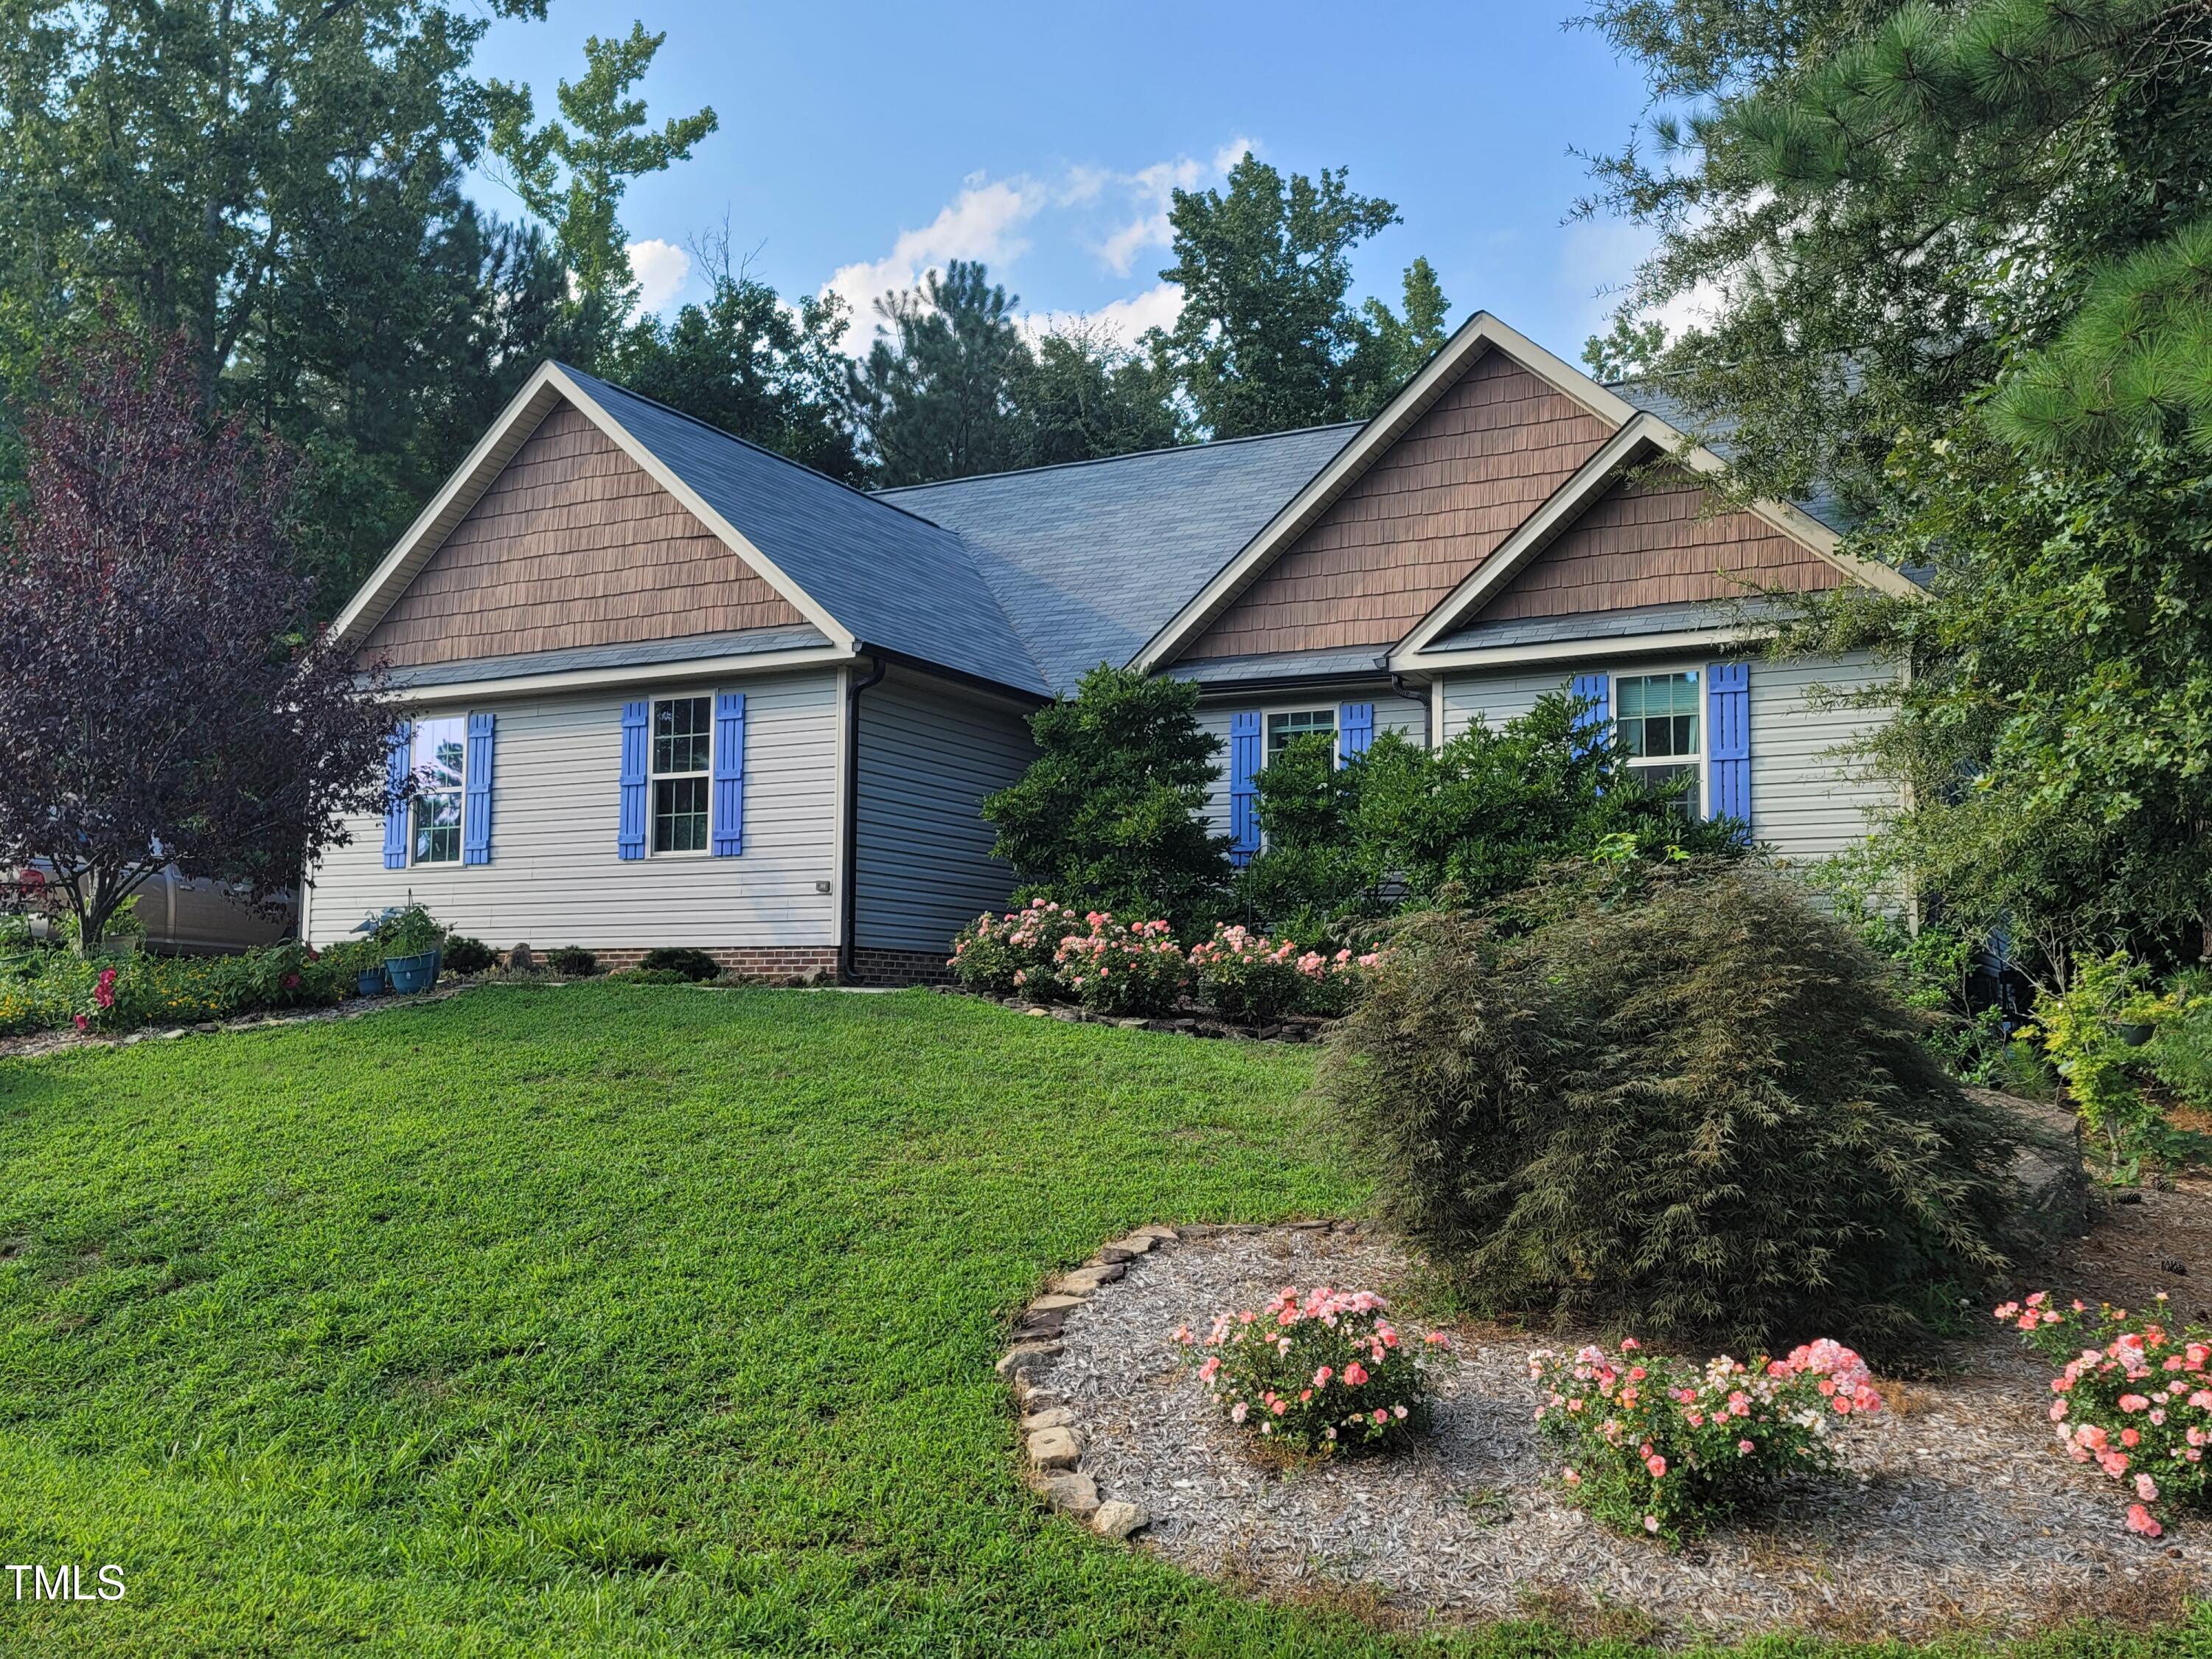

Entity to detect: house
[307,312,1915,976]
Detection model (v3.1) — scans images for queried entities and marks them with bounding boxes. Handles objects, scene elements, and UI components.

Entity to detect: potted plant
[380,905,445,994]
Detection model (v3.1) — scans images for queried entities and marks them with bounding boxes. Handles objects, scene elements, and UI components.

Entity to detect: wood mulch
[1044,1187,2212,1644]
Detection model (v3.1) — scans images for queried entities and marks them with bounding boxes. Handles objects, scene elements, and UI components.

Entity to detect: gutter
[838,653,888,984]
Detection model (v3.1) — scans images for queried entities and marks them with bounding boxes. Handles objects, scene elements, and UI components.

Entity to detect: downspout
[838,654,888,984]
[1388,672,1430,746]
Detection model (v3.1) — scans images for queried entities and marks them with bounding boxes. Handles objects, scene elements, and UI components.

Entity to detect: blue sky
[468,1,1666,364]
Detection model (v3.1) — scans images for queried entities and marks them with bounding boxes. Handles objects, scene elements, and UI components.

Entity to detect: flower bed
[2003,1290,2212,1537]
[1528,1338,1883,1543]
[1175,1284,1450,1453]
[0,941,347,1039]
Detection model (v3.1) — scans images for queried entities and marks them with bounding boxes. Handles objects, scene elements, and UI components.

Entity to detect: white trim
[1610,663,1711,819]
[644,692,715,859]
[329,364,858,661]
[1401,626,1759,674]
[378,644,855,706]
[1133,310,1919,675]
[401,713,470,870]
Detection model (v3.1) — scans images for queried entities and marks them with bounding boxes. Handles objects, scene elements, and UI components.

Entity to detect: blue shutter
[618,700,650,860]
[381,720,411,870]
[1568,673,1610,759]
[1338,701,1375,762]
[1228,712,1262,866]
[462,712,496,866]
[1708,660,1751,824]
[711,691,746,856]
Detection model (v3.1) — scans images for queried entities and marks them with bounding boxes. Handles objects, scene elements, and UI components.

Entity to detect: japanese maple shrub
[1177,1287,1451,1454]
[1530,1338,1883,1543]
[2004,1291,2212,1538]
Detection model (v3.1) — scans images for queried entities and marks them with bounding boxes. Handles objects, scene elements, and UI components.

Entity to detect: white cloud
[1023,282,1185,349]
[627,239,692,315]
[824,178,1048,347]
[1557,219,1722,349]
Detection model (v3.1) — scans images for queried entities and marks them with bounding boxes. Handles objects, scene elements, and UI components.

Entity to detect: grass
[0,983,2205,1657]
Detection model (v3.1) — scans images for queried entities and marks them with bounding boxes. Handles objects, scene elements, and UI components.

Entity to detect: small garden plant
[1529,1338,1884,1543]
[1175,1286,1450,1454]
[1054,912,1190,1015]
[1188,923,1373,1022]
[2001,1290,2212,1538]
[947,898,1074,998]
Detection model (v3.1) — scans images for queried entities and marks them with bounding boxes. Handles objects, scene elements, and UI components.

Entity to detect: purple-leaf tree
[0,330,398,953]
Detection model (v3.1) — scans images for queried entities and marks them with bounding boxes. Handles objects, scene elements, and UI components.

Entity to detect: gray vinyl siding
[1747,652,1900,866]
[305,669,840,950]
[1436,653,1899,866]
[853,668,1037,953]
[1194,686,1425,842]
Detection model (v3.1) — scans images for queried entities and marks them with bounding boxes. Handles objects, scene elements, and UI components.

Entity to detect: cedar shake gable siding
[1473,467,1843,624]
[359,403,807,669]
[1180,351,1614,661]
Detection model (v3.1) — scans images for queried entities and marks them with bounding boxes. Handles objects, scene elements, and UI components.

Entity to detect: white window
[650,695,713,854]
[1266,709,1335,762]
[410,717,466,865]
[1615,671,1701,817]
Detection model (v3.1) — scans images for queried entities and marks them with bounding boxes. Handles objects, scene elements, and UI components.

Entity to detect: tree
[614,228,864,484]
[1155,156,1448,437]
[486,22,718,310]
[981,666,1230,925]
[1573,0,2212,510]
[848,262,1032,485]
[0,333,397,952]
[1008,321,1183,466]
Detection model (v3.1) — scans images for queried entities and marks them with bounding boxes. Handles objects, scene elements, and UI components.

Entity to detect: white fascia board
[1402,627,1763,675]
[373,644,856,706]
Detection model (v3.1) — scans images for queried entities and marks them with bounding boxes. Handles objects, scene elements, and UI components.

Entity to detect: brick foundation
[849,946,957,987]
[580,945,842,982]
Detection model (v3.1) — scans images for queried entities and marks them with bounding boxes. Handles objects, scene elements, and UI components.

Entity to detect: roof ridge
[877,420,1363,495]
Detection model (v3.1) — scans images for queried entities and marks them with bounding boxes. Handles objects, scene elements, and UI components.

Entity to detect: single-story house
[307,312,1915,977]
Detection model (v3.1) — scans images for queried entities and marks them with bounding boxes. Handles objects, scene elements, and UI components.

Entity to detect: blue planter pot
[385,950,438,994]
[354,969,386,998]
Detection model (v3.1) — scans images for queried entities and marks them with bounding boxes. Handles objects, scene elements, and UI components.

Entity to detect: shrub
[1531,1338,1883,1543]
[546,945,598,977]
[2003,1290,2212,1539]
[638,947,721,982]
[1053,912,1189,1016]
[2030,950,2191,1161]
[1322,859,2024,1357]
[0,942,347,1038]
[981,665,1231,925]
[1188,924,1374,1021]
[442,935,497,975]
[947,899,1076,998]
[1175,1286,1450,1454]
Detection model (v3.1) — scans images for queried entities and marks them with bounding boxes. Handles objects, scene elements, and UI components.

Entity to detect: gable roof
[330,362,1052,698]
[878,425,1356,693]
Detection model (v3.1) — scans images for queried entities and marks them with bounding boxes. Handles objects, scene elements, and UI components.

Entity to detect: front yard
[0,984,2204,1656]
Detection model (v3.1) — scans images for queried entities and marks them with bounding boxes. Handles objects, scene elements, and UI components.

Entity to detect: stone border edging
[937,986,1332,1044]
[995,1218,1339,1541]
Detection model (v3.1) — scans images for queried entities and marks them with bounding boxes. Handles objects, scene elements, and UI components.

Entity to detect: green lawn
[0,984,2201,1657]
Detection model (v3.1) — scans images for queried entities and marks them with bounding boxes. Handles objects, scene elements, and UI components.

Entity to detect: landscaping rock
[1014,1311,1068,1340]
[994,1341,1062,1380]
[1026,1007,1048,1018]
[1027,1470,1100,1520]
[1096,1244,1137,1265]
[509,943,535,971]
[1020,1406,1076,1432]
[1091,1500,1150,1540]
[1028,1293,1086,1313]
[1026,1426,1082,1470]
[1017,1385,1064,1411]
[1057,1265,1123,1293]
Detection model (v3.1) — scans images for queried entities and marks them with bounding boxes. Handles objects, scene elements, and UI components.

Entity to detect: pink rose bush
[1175,1284,1451,1454]
[2000,1290,2212,1538]
[1054,912,1191,1015]
[947,898,1075,998]
[1529,1337,1882,1543]
[1187,923,1377,1021]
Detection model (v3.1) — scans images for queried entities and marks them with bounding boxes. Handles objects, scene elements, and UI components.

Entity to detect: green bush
[442,936,497,975]
[0,942,348,1038]
[378,905,445,959]
[2151,974,2212,1110]
[947,900,1075,998]
[1321,859,2024,1357]
[546,945,598,977]
[638,947,721,983]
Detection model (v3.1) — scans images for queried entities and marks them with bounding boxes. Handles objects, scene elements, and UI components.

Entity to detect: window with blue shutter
[617,700,650,860]
[381,720,411,869]
[1568,672,1610,759]
[711,691,746,856]
[1338,701,1375,761]
[462,712,496,866]
[1228,712,1262,866]
[1708,659,1752,824]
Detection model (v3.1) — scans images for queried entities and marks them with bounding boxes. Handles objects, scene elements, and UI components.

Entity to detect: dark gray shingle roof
[1608,379,1850,532]
[383,624,832,689]
[1426,595,1807,655]
[880,425,1358,695]
[563,367,1051,695]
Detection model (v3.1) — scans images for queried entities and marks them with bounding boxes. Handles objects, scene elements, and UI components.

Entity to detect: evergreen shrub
[637,947,721,982]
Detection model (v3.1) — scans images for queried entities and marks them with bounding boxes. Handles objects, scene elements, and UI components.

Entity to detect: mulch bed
[1041,1190,2212,1642]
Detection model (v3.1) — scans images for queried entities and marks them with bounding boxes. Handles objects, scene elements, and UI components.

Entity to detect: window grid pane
[414,790,462,863]
[652,775,710,853]
[652,697,712,777]
[1618,673,1700,761]
[1266,709,1335,759]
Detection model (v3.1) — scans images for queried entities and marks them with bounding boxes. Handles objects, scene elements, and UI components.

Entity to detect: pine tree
[846,262,1032,486]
